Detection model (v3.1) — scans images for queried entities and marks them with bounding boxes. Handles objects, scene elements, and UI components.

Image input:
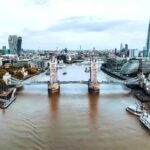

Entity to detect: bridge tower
[88,56,99,93]
[48,57,60,94]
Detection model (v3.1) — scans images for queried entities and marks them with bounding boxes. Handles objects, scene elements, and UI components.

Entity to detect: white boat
[126,105,144,116]
[140,111,150,130]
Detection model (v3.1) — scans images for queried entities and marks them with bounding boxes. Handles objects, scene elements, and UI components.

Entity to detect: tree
[15,71,24,79]
[6,68,15,75]
[0,79,7,92]
[0,69,6,78]
[26,68,38,74]
[23,64,29,68]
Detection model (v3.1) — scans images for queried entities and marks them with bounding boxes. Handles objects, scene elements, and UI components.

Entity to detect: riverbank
[101,65,127,80]
[22,72,41,80]
[101,65,150,109]
[101,65,140,89]
[0,88,16,109]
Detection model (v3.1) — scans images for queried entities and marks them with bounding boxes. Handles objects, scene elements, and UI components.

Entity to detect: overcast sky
[0,0,150,50]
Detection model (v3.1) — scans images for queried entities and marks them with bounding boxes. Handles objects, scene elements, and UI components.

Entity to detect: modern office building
[129,49,135,58]
[8,35,22,56]
[2,46,6,50]
[125,44,128,51]
[17,37,22,56]
[145,21,150,57]
[120,43,124,51]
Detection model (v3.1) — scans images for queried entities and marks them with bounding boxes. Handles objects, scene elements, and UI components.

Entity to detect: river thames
[0,62,150,150]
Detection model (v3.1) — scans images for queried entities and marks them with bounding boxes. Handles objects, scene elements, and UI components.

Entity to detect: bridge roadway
[24,81,114,85]
[10,75,140,85]
[12,80,139,85]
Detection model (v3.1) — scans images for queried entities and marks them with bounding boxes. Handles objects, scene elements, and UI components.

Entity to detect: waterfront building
[2,46,6,50]
[120,58,150,76]
[105,57,127,71]
[129,49,135,58]
[8,35,22,56]
[13,59,30,67]
[31,59,45,70]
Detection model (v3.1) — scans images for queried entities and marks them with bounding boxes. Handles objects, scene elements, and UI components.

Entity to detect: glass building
[8,35,22,56]
[145,21,150,57]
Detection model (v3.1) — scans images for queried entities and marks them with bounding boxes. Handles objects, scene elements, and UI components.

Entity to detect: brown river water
[0,63,150,150]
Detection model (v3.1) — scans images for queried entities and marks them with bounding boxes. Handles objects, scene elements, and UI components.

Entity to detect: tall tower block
[8,35,22,56]
[146,21,150,57]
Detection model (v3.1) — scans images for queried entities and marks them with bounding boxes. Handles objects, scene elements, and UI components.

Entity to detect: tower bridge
[3,57,100,94]
[48,56,100,93]
[3,57,140,94]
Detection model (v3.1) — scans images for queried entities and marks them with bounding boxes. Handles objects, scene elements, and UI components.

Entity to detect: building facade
[8,35,22,56]
[146,22,150,57]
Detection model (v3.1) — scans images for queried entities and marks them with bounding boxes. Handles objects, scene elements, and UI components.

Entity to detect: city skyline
[0,0,150,50]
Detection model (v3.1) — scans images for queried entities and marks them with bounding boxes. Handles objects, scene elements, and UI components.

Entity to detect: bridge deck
[11,80,136,85]
[23,81,114,85]
[60,81,89,84]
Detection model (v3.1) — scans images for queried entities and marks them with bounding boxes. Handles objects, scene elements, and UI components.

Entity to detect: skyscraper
[125,44,128,51]
[17,37,22,56]
[146,21,150,57]
[8,35,22,56]
[120,43,124,51]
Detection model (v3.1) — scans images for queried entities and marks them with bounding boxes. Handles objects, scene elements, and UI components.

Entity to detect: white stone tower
[88,56,99,93]
[48,57,60,94]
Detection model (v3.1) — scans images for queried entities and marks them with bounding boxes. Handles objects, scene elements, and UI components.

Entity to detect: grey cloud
[23,17,147,37]
[23,29,44,36]
[49,17,132,32]
[28,0,50,5]
[20,17,149,50]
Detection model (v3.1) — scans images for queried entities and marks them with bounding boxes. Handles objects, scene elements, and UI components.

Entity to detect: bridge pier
[88,81,99,93]
[48,81,60,94]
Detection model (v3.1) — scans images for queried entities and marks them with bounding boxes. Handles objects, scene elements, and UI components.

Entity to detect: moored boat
[140,111,150,130]
[126,105,144,116]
